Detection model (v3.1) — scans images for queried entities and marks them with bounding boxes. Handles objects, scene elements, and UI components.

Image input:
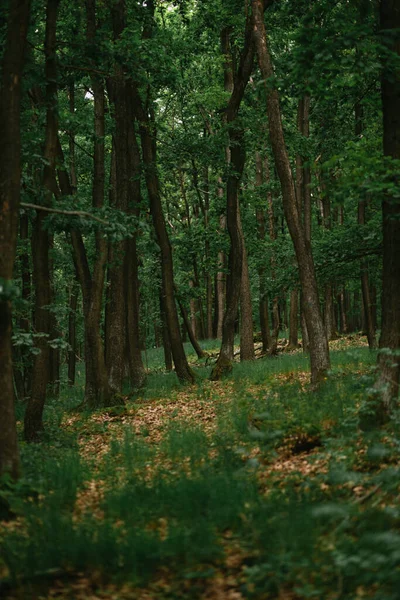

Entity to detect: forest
[0,0,399,598]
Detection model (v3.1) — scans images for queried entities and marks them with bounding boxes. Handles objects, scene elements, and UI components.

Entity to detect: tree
[24,0,60,442]
[375,0,400,412]
[0,0,31,475]
[251,0,330,386]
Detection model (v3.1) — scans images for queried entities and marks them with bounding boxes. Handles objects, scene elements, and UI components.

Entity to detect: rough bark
[252,0,330,385]
[0,0,31,477]
[375,0,400,412]
[105,3,130,393]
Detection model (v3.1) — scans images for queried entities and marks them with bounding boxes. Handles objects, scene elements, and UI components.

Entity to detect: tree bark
[25,0,60,442]
[216,211,226,339]
[211,17,254,379]
[255,152,271,352]
[375,0,400,412]
[135,96,195,383]
[252,0,330,385]
[265,156,279,355]
[67,282,79,386]
[177,295,205,360]
[239,212,255,361]
[0,0,31,477]
[287,289,299,350]
[160,291,173,371]
[356,102,377,349]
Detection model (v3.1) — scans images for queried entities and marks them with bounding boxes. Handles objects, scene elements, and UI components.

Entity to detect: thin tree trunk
[265,156,279,355]
[177,295,205,359]
[216,210,226,339]
[356,102,377,348]
[0,0,31,476]
[255,152,271,352]
[25,0,60,442]
[252,0,330,385]
[210,127,246,378]
[239,212,255,361]
[160,291,173,371]
[67,282,78,386]
[57,0,112,408]
[19,213,32,396]
[135,99,194,383]
[320,180,338,341]
[287,289,299,350]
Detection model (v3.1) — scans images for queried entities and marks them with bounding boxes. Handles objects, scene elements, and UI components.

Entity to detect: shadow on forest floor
[1,335,399,600]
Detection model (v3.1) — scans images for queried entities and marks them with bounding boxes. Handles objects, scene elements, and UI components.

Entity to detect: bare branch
[20,202,109,226]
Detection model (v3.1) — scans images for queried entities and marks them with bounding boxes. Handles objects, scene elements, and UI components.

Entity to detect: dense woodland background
[0,0,400,596]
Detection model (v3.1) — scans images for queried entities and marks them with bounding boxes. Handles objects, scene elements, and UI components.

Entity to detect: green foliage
[2,348,400,598]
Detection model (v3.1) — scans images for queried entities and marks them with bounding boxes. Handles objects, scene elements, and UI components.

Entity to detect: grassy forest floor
[1,335,400,600]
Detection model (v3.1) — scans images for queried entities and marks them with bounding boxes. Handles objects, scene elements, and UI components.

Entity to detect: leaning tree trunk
[25,0,60,442]
[252,0,330,385]
[135,98,194,383]
[0,0,31,477]
[374,0,400,413]
[211,19,254,379]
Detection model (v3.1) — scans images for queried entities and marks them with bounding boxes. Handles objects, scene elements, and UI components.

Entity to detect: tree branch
[20,202,109,225]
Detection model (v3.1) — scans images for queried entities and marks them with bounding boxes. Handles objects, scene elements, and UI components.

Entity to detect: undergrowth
[1,343,399,599]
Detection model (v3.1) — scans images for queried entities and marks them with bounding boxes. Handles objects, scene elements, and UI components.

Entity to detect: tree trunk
[67,282,78,386]
[160,291,173,371]
[255,152,271,352]
[287,289,299,350]
[177,295,205,359]
[0,0,31,477]
[375,0,400,412]
[356,102,377,349]
[252,0,330,385]
[25,0,60,442]
[265,156,279,355]
[210,128,245,379]
[216,211,226,339]
[18,213,32,396]
[135,99,194,383]
[239,212,255,360]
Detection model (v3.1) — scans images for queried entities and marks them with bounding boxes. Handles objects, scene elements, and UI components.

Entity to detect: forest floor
[1,334,400,600]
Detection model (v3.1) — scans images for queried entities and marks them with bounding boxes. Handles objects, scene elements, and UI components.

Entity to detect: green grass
[2,343,399,599]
